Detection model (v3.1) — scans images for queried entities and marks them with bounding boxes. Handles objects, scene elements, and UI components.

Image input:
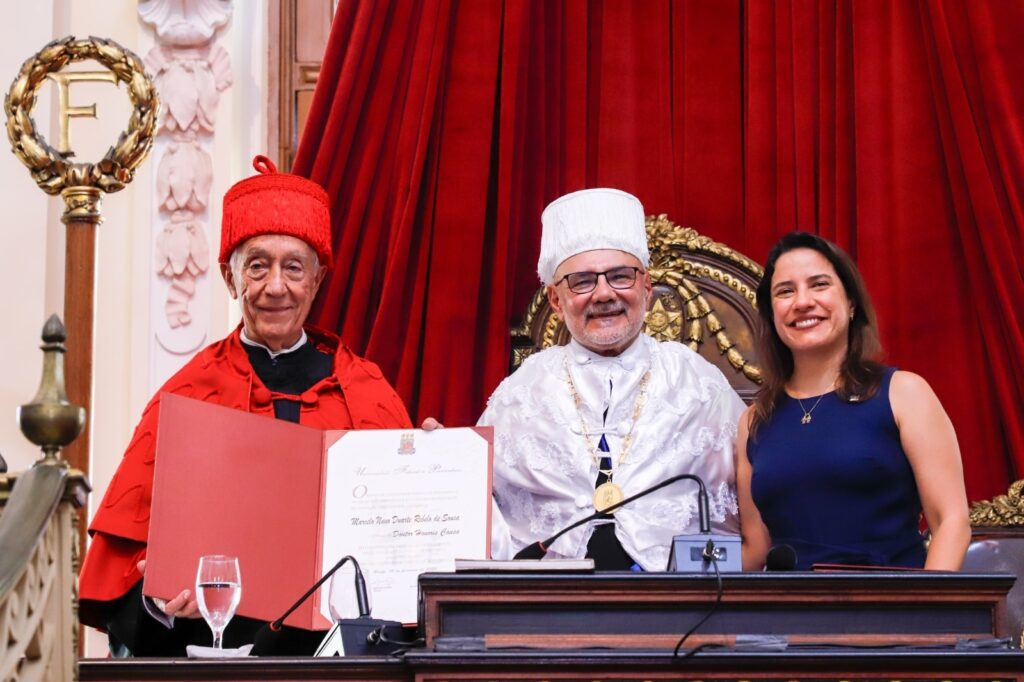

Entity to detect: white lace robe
[480,334,744,570]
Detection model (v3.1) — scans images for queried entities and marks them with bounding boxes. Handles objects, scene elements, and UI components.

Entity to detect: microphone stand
[309,556,409,657]
[515,473,712,559]
[254,555,409,656]
[508,471,730,656]
[269,555,367,632]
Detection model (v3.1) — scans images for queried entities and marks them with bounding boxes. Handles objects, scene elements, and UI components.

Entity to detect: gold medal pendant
[594,481,625,512]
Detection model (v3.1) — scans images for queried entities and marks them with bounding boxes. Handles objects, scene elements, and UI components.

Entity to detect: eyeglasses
[554,266,642,294]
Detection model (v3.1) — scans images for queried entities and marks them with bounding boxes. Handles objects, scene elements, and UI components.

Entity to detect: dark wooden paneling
[419,572,1016,648]
[79,650,1024,682]
[270,0,333,169]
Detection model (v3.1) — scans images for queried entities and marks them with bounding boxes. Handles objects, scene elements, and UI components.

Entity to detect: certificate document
[319,427,492,624]
[146,395,493,630]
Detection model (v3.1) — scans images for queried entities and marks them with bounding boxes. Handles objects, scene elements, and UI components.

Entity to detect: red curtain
[293,0,1024,502]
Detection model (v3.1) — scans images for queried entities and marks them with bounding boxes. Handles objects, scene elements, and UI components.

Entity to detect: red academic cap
[219,155,332,268]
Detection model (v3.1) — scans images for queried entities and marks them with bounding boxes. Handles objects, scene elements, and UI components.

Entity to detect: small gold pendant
[801,413,812,425]
[594,482,625,512]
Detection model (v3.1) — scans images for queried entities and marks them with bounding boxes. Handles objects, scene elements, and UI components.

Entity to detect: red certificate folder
[143,393,492,630]
[143,394,343,631]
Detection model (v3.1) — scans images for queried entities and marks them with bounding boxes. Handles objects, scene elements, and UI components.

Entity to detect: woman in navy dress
[737,233,970,570]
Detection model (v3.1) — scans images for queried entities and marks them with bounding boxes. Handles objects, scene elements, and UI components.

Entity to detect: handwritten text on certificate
[319,427,492,624]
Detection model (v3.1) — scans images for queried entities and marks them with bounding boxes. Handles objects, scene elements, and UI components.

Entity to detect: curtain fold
[918,0,1024,486]
[293,0,1023,500]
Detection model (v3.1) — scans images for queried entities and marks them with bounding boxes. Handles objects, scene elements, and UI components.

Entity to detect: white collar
[240,329,308,359]
[566,334,649,372]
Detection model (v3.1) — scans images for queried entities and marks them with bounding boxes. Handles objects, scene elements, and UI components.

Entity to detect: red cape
[79,326,411,612]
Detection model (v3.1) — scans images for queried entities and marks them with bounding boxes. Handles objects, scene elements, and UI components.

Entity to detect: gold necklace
[796,394,826,424]
[564,357,651,512]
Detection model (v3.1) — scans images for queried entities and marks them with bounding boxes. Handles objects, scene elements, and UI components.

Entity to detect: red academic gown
[79,326,411,625]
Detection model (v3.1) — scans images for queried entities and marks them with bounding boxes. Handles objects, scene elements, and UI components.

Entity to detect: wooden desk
[79,656,406,682]
[419,571,1016,648]
[409,650,1024,682]
[80,649,1024,682]
[80,572,1022,681]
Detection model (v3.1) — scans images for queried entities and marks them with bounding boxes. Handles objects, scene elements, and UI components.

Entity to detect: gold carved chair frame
[511,216,764,402]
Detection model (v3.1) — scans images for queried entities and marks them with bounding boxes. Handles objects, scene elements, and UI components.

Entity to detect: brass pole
[59,187,102,482]
[5,37,158,657]
[6,34,157,481]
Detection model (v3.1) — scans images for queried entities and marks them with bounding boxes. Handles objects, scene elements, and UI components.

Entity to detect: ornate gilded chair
[511,216,764,402]
[965,481,1024,647]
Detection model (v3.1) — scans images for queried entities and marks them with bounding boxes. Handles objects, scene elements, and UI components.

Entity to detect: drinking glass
[195,555,241,649]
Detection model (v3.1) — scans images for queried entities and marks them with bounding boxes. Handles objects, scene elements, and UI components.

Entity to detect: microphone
[765,544,798,571]
[664,474,740,572]
[253,555,389,656]
[514,474,713,560]
[273,555,368,631]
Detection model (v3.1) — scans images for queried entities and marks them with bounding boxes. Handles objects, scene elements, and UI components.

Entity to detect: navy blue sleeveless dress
[748,368,926,569]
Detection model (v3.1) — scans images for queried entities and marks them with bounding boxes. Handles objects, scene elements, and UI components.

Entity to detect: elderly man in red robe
[79,156,412,656]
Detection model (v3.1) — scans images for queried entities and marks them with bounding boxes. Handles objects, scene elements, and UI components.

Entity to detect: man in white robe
[480,188,744,570]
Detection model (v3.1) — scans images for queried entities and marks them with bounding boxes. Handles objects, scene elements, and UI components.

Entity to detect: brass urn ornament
[17,315,86,465]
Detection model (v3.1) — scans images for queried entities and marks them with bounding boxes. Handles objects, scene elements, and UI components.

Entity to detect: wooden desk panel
[78,656,407,682]
[419,572,1016,648]
[80,650,1024,682]
[80,572,1021,681]
[411,651,1024,682]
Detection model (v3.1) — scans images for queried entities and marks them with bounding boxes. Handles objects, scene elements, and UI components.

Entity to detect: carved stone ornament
[146,44,232,132]
[138,0,232,47]
[155,211,210,328]
[156,134,214,211]
[4,35,158,196]
[140,0,232,340]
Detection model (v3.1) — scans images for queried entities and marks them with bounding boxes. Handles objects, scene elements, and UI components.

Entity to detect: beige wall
[1,0,265,656]
[0,5,60,474]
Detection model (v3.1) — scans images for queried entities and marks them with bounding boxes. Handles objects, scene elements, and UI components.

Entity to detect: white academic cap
[537,188,649,284]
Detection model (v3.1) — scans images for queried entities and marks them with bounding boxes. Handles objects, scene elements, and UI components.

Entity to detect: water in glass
[196,555,241,649]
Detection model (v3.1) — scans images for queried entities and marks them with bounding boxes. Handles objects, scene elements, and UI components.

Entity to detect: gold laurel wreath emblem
[4,36,158,195]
